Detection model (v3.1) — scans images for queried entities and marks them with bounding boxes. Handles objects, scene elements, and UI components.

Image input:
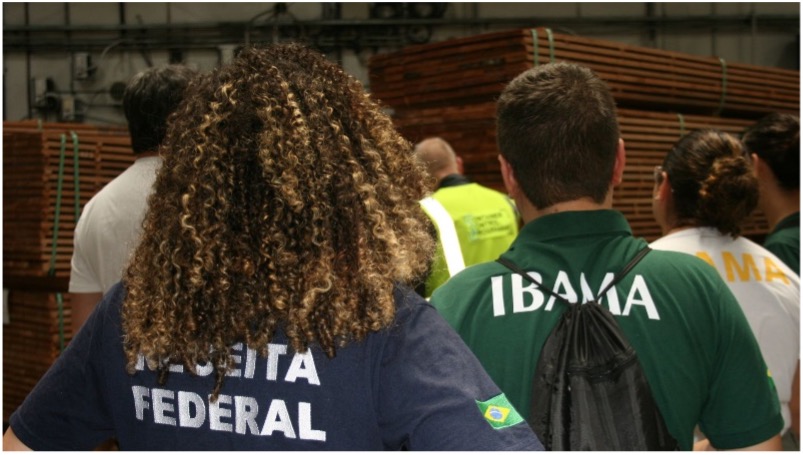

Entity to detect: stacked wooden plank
[369,28,799,117]
[391,104,762,241]
[615,109,764,240]
[370,29,530,109]
[369,28,797,241]
[3,121,133,284]
[3,291,72,422]
[3,120,132,423]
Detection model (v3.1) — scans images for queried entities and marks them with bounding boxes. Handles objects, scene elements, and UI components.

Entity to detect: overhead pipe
[4,13,798,54]
[4,13,799,34]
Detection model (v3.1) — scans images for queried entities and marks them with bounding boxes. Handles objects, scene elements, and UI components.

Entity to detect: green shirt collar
[516,209,633,243]
[772,211,800,234]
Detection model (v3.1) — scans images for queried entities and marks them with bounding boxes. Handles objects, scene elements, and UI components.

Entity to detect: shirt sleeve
[698,278,784,449]
[375,287,543,451]
[68,214,103,293]
[9,286,121,450]
[764,240,800,276]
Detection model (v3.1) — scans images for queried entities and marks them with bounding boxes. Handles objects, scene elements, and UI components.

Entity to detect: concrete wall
[3,2,799,125]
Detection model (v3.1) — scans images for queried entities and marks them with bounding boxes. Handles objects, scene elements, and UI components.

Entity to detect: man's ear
[749,153,761,178]
[612,138,626,187]
[652,170,675,235]
[750,152,774,181]
[654,170,672,201]
[498,155,520,198]
[455,155,465,174]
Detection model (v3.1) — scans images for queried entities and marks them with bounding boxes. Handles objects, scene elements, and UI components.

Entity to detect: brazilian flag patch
[476,393,524,430]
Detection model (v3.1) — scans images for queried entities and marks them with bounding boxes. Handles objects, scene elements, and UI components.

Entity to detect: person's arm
[694,434,782,451]
[377,288,543,451]
[697,276,785,450]
[3,428,32,451]
[69,292,103,335]
[729,434,782,451]
[792,362,800,440]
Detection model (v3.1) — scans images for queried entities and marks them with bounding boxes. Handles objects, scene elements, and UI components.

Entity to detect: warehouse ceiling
[4,6,799,55]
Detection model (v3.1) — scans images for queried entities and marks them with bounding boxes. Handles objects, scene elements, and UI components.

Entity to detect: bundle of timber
[3,121,133,288]
[392,104,765,241]
[4,119,128,135]
[4,121,130,422]
[369,27,799,117]
[3,290,72,422]
[370,28,792,240]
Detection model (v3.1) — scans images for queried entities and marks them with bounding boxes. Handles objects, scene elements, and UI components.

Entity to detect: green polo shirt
[765,212,800,275]
[431,210,782,450]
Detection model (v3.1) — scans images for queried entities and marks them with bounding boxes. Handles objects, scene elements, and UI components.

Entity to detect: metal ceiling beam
[4,14,798,53]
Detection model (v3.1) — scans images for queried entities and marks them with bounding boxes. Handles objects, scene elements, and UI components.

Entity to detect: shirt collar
[773,211,800,233]
[436,174,471,190]
[516,209,633,243]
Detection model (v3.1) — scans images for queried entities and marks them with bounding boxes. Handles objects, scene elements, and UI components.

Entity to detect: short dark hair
[741,113,799,190]
[123,65,197,154]
[496,62,620,209]
[663,129,758,237]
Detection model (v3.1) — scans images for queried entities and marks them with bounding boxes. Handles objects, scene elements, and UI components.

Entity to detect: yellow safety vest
[420,183,519,297]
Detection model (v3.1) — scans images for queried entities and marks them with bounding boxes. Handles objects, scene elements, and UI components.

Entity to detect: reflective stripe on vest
[420,196,466,277]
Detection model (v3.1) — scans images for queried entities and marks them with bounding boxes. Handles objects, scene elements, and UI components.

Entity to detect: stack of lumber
[369,28,799,117]
[3,120,132,423]
[615,110,765,239]
[369,28,797,241]
[370,30,529,110]
[3,291,72,422]
[392,104,762,240]
[3,121,133,286]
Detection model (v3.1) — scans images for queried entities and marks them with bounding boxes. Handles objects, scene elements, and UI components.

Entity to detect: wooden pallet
[370,29,793,241]
[369,27,799,117]
[3,290,73,422]
[3,121,132,423]
[3,122,134,285]
[391,103,765,242]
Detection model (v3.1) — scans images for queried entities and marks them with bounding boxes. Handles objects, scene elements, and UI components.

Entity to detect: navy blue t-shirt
[10,283,542,451]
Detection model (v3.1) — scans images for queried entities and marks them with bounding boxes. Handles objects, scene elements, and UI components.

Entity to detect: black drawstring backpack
[497,247,679,451]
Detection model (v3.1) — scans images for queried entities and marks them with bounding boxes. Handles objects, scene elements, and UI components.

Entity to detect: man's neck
[436,173,469,190]
[520,197,610,225]
[665,225,697,236]
[761,188,799,230]
[433,169,460,182]
[135,150,159,160]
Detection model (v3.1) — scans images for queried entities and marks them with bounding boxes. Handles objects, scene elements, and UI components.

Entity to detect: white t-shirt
[69,156,162,294]
[651,227,800,434]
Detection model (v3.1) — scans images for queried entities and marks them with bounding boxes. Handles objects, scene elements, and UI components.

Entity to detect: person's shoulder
[638,248,743,313]
[641,248,725,285]
[741,235,797,260]
[474,183,513,199]
[648,235,677,250]
[96,282,126,317]
[429,261,502,309]
[645,247,713,269]
[446,261,502,287]
[391,284,447,323]
[393,284,430,313]
[75,171,131,218]
[385,284,477,349]
[90,157,161,199]
[766,229,799,247]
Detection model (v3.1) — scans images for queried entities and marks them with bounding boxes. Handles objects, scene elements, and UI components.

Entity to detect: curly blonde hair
[121,44,434,397]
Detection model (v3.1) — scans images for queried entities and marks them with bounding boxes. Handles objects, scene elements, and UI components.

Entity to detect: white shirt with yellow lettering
[651,227,800,434]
